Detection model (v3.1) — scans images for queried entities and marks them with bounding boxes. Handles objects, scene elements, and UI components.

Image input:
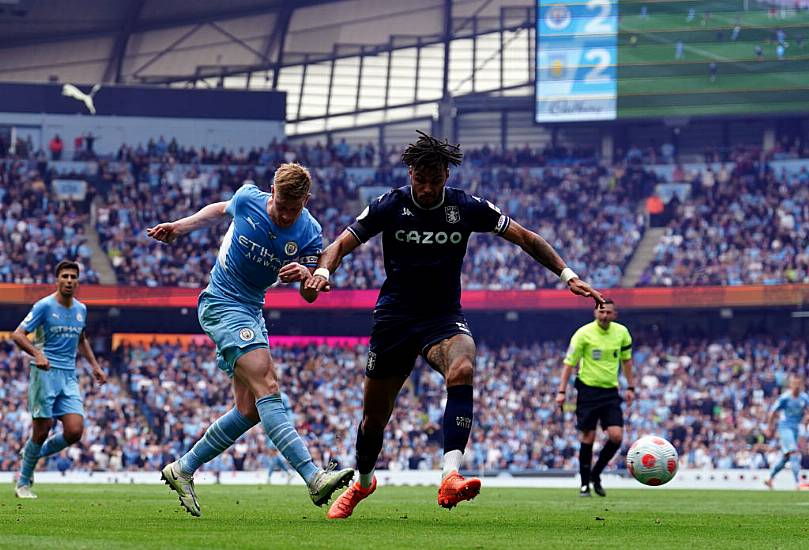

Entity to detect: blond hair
[273,163,312,200]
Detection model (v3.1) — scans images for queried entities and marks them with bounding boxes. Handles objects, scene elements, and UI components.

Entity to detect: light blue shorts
[778,426,799,454]
[28,367,84,419]
[197,291,269,378]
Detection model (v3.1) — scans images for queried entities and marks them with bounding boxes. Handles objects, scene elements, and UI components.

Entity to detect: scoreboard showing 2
[536,0,618,123]
[537,1,809,121]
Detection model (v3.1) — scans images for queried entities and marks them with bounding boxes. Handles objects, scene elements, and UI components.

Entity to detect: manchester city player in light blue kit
[147,163,353,516]
[765,374,809,490]
[11,260,106,499]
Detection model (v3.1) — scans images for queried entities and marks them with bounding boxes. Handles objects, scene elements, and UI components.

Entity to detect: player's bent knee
[65,428,84,444]
[237,362,281,397]
[241,405,261,423]
[260,376,281,396]
[446,358,474,386]
[236,400,260,422]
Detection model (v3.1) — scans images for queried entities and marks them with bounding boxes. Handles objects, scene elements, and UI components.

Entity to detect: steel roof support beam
[271,6,293,90]
[103,0,145,84]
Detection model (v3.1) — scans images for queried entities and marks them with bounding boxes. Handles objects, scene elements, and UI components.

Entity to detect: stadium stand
[6,137,809,288]
[639,156,809,286]
[3,336,806,474]
[0,158,99,284]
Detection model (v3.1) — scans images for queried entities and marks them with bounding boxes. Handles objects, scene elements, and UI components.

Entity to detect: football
[626,435,679,486]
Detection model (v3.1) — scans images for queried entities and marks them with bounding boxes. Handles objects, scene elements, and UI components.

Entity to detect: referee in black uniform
[556,300,635,497]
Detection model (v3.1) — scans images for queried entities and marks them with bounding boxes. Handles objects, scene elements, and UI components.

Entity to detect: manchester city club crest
[284,241,298,256]
[445,205,460,224]
[239,328,255,341]
[545,4,572,31]
[76,312,83,322]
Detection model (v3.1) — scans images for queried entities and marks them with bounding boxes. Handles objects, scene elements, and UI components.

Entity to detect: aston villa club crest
[284,241,298,256]
[445,205,460,224]
[548,53,568,80]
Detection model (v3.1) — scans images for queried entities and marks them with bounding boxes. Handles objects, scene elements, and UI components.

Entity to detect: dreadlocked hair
[401,131,463,171]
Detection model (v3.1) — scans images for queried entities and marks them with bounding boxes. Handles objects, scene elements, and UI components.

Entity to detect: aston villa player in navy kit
[306,132,604,518]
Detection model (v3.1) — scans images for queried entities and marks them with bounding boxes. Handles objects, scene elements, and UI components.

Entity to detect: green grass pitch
[1,485,808,549]
[615,1,809,117]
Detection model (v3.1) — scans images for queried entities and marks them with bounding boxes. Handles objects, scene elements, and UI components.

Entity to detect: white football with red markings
[626,435,679,486]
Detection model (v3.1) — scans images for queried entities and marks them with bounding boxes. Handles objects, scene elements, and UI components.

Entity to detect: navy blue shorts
[365,312,472,379]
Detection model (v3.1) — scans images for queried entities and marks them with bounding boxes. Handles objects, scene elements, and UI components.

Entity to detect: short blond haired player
[147,163,353,516]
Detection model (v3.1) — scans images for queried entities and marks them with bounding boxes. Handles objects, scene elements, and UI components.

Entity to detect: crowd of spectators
[639,154,809,286]
[0,159,99,284]
[87,142,647,289]
[2,335,806,475]
[328,163,647,290]
[3,135,808,289]
[115,137,378,168]
[0,342,140,472]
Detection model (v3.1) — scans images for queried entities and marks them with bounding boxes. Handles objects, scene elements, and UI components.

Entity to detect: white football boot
[161,461,201,517]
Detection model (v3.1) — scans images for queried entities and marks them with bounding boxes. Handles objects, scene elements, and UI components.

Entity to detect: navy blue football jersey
[348,186,510,317]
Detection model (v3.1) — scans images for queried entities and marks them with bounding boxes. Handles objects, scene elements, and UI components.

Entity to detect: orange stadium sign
[0,284,807,310]
[111,333,370,350]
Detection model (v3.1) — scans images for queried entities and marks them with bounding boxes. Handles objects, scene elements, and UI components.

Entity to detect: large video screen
[536,0,809,122]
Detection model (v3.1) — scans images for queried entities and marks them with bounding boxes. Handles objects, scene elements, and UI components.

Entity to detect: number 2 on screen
[584,48,610,84]
[584,0,612,34]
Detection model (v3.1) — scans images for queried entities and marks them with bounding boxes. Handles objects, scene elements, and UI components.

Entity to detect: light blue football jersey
[20,294,86,371]
[206,183,323,308]
[771,391,809,429]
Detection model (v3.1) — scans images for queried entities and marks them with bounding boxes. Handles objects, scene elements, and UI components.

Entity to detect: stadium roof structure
[0,0,535,136]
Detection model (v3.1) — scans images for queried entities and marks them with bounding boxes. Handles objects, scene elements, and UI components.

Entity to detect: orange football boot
[327,476,377,519]
[437,471,481,509]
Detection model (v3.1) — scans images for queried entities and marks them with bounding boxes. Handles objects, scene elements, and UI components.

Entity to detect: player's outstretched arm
[304,229,361,292]
[500,220,605,306]
[11,326,49,370]
[146,201,229,244]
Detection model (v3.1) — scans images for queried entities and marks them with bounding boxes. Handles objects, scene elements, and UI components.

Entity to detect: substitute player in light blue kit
[764,374,809,490]
[147,163,353,517]
[11,260,106,499]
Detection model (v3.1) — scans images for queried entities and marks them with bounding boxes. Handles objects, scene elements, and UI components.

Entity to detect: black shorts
[574,378,624,432]
[365,312,472,379]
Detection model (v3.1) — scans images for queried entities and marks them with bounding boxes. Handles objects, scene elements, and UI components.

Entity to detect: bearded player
[305,132,604,518]
[147,163,353,516]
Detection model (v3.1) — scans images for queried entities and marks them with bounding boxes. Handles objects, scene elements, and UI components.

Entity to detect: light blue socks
[18,439,42,487]
[39,433,70,458]
[178,408,257,475]
[256,394,319,483]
